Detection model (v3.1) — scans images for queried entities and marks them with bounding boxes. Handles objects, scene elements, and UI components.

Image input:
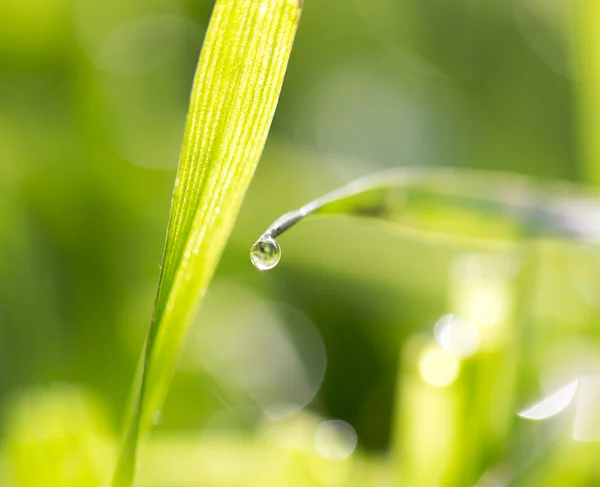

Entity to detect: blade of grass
[250,167,600,260]
[111,1,302,486]
[573,0,600,184]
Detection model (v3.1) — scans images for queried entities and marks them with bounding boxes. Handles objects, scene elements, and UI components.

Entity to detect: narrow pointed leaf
[250,167,600,267]
[111,1,302,485]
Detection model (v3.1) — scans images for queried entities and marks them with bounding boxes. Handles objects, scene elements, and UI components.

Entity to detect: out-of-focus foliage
[2,385,112,486]
[1,0,600,486]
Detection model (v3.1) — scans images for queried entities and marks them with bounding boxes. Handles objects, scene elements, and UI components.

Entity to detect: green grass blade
[573,0,600,184]
[250,167,600,261]
[111,1,302,486]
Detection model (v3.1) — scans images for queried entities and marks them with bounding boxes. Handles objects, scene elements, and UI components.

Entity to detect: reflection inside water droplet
[250,237,281,270]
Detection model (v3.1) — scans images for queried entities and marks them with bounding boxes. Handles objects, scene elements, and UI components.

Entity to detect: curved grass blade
[250,167,600,267]
[111,1,303,486]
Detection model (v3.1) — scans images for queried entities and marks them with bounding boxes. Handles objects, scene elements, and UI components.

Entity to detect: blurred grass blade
[111,1,302,486]
[250,167,600,263]
[573,0,600,184]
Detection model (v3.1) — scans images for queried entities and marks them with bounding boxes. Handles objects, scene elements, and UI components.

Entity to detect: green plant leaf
[111,1,302,486]
[250,167,600,265]
[573,0,600,183]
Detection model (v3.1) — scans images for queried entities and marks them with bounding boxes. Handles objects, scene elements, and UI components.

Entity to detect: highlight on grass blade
[249,167,600,270]
[517,379,579,421]
[111,1,303,486]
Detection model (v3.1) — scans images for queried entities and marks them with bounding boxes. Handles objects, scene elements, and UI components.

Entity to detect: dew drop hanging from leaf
[250,237,281,270]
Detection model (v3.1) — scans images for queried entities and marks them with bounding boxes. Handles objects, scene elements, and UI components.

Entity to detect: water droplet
[250,237,281,271]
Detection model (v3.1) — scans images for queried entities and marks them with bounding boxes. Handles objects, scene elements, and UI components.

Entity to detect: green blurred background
[2,0,600,485]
